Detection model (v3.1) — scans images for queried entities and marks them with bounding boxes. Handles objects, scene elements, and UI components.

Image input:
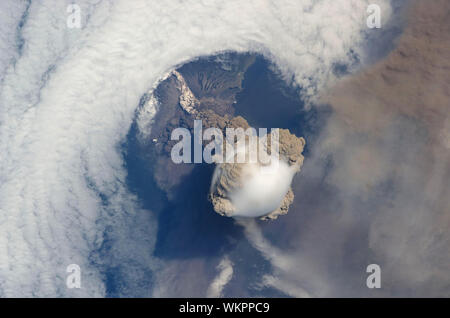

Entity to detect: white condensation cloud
[0,0,392,296]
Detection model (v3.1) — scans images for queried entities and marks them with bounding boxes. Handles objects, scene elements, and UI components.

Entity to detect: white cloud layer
[0,0,392,296]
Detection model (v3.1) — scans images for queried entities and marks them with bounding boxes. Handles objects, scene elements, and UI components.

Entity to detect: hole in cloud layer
[0,0,406,297]
[126,51,333,296]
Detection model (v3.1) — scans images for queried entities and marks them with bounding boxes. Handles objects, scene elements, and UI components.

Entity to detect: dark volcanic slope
[178,53,255,116]
[142,53,256,196]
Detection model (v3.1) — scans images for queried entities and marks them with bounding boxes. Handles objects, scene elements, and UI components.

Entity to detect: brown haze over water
[322,0,450,146]
[266,0,450,296]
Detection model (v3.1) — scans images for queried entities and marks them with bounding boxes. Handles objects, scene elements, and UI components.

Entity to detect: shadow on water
[124,122,242,260]
[153,163,242,259]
